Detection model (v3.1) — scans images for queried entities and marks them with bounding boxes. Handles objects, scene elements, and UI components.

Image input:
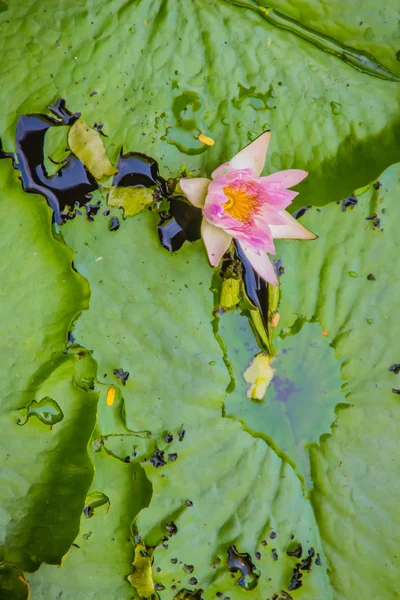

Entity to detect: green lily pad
[29,209,332,599]
[0,160,98,572]
[276,163,400,598]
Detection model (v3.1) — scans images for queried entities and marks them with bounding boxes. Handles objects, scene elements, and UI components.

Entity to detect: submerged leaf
[43,125,70,176]
[108,185,153,216]
[244,353,275,401]
[68,118,117,180]
[0,563,30,600]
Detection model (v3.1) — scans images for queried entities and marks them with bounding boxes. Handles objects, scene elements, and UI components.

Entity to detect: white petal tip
[201,220,232,267]
[230,131,272,176]
[179,177,210,208]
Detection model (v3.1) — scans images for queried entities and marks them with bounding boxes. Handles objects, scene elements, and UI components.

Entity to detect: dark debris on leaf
[287,566,303,591]
[85,201,102,221]
[298,547,315,572]
[373,217,381,228]
[173,588,204,599]
[150,448,166,468]
[293,205,310,219]
[183,564,194,574]
[389,364,400,375]
[165,521,178,536]
[340,196,357,212]
[155,582,166,591]
[113,368,129,385]
[108,216,120,231]
[273,258,285,276]
[287,543,302,558]
[227,545,259,591]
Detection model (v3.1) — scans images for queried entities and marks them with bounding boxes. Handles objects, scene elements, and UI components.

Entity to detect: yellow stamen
[223,184,259,223]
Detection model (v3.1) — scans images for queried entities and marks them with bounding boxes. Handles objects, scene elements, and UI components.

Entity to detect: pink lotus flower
[180,132,316,286]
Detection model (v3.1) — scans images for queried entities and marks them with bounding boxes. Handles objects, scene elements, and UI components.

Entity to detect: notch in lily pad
[68,118,117,180]
[16,397,64,428]
[83,491,110,518]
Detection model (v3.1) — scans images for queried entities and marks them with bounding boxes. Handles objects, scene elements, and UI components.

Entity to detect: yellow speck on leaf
[199,133,215,146]
[68,118,117,180]
[128,544,155,598]
[244,353,275,401]
[106,387,115,406]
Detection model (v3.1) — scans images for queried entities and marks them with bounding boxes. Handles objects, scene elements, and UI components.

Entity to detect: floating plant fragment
[68,118,117,180]
[128,543,155,598]
[220,277,241,310]
[16,397,64,428]
[108,185,153,216]
[244,353,275,400]
[180,131,316,285]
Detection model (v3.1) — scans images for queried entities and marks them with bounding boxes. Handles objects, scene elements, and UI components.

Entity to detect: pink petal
[260,169,308,189]
[239,242,278,286]
[201,220,232,266]
[229,131,271,177]
[180,178,211,208]
[269,210,317,240]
